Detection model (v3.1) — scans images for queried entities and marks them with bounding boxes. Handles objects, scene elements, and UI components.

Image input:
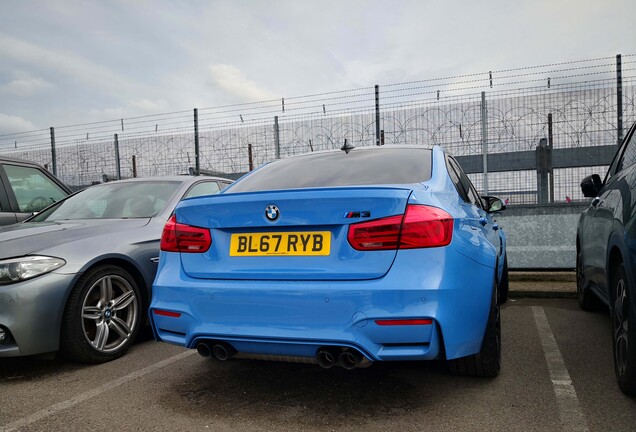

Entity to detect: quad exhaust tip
[317,347,366,369]
[196,341,236,361]
[197,341,368,369]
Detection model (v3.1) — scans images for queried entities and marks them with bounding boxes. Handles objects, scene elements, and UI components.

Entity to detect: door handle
[492,224,499,231]
[592,197,601,207]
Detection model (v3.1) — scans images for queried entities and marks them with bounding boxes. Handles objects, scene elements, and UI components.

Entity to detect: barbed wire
[1,54,628,143]
[1,54,635,205]
[382,56,616,87]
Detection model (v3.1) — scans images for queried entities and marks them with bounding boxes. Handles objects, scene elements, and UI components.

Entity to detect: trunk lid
[176,187,413,280]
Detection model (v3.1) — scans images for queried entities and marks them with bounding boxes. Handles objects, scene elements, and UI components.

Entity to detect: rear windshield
[30,181,181,221]
[229,147,432,193]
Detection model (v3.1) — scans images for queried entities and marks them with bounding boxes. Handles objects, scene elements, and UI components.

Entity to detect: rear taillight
[160,215,211,253]
[347,205,453,251]
[347,214,403,250]
[399,205,453,249]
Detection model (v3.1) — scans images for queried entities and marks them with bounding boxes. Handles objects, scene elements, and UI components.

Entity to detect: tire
[577,247,601,311]
[499,256,509,305]
[448,279,501,377]
[611,262,636,396]
[60,265,142,363]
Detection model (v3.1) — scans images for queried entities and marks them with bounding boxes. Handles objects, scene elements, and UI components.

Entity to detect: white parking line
[532,306,589,432]
[0,349,196,432]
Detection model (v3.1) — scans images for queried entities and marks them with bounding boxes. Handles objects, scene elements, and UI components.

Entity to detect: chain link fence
[1,54,635,202]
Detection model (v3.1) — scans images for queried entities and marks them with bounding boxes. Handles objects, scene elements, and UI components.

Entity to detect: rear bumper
[150,247,495,362]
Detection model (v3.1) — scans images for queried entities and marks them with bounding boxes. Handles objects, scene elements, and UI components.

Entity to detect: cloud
[0,33,146,98]
[1,0,635,134]
[209,64,277,102]
[89,98,171,119]
[0,113,38,135]
[0,76,52,97]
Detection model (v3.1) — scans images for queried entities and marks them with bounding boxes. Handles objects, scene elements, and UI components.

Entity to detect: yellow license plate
[230,232,331,256]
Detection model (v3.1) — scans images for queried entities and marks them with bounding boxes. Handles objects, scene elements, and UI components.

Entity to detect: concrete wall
[494,203,588,270]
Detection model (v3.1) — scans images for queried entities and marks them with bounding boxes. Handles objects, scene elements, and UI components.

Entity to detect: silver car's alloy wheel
[80,275,138,353]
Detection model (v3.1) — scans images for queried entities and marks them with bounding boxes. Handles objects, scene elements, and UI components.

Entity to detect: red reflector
[347,205,453,250]
[375,319,433,326]
[153,309,181,318]
[160,215,212,253]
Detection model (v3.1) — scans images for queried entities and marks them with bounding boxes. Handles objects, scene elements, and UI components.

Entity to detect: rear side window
[617,130,636,173]
[229,148,432,193]
[185,181,221,199]
[606,123,636,182]
[447,157,483,208]
[446,158,469,202]
[4,164,68,212]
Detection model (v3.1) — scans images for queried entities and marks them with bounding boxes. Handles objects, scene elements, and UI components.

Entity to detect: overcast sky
[0,0,634,135]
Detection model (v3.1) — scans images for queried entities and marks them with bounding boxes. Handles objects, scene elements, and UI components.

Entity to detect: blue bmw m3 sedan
[150,145,508,376]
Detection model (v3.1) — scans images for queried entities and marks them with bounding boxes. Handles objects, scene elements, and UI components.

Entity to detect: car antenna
[340,138,355,154]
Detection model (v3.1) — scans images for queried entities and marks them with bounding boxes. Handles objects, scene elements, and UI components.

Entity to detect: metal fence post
[50,127,57,175]
[536,138,551,204]
[617,54,623,145]
[114,134,121,180]
[480,92,488,194]
[548,113,554,202]
[193,108,200,175]
[274,116,280,159]
[194,108,200,175]
[375,85,381,146]
[248,143,254,171]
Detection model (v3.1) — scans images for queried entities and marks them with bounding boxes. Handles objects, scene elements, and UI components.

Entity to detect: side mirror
[482,196,506,213]
[580,174,602,198]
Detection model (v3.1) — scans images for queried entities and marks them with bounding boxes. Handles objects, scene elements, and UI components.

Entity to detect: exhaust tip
[339,349,363,370]
[196,342,211,357]
[212,343,236,361]
[316,348,338,369]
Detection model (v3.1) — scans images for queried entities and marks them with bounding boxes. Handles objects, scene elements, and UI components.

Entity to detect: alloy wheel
[614,276,629,377]
[576,251,583,298]
[81,274,138,353]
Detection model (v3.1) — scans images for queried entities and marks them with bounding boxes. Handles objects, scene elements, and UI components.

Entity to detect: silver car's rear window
[229,147,432,193]
[30,181,181,221]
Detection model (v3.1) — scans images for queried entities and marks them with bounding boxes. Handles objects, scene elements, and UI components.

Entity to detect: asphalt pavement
[2,297,634,432]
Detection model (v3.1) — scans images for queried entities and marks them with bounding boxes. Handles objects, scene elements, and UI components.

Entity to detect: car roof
[282,144,436,158]
[0,156,48,166]
[98,175,233,185]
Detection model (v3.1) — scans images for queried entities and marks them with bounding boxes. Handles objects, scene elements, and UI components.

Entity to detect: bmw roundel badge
[265,204,280,221]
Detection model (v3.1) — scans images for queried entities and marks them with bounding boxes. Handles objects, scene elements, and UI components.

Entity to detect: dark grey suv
[0,157,71,226]
[577,120,636,396]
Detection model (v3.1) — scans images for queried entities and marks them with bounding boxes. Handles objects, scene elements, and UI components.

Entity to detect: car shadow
[0,324,157,382]
[0,355,85,383]
[161,357,496,427]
